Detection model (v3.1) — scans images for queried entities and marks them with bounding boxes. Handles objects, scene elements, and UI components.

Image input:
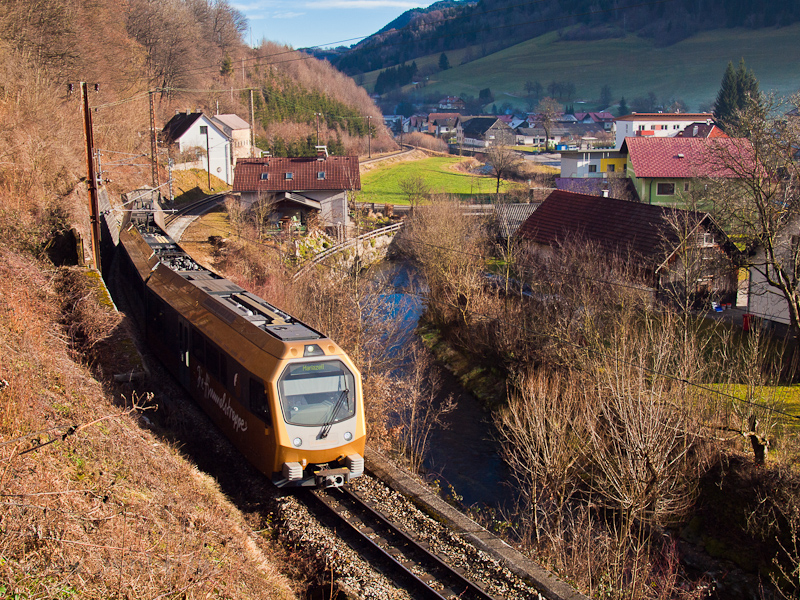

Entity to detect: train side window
[191,329,204,364]
[220,356,228,388]
[206,344,220,378]
[249,378,270,421]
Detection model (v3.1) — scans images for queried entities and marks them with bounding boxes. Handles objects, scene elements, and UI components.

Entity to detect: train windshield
[278,360,356,426]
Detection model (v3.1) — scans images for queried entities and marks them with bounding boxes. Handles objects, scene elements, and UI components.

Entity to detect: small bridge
[292,222,404,280]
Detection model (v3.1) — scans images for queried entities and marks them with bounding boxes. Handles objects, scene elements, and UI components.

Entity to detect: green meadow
[358,156,515,205]
[366,25,800,112]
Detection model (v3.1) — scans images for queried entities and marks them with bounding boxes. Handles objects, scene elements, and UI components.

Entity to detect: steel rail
[305,486,498,600]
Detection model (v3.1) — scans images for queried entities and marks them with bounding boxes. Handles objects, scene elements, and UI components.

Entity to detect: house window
[684,182,689,192]
[607,164,615,173]
[657,182,675,196]
[588,165,597,173]
[200,126,208,134]
[317,171,326,180]
[260,173,269,180]
[285,172,293,180]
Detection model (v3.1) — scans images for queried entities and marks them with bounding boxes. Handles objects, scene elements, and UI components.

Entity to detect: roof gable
[162,112,226,144]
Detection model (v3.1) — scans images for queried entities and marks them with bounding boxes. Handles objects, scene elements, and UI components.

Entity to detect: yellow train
[117,208,365,488]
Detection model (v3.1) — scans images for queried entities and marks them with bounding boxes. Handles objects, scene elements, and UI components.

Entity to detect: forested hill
[321,0,800,75]
[0,0,390,168]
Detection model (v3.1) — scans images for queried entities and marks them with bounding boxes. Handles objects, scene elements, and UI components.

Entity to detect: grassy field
[359,156,515,204]
[712,384,800,433]
[370,25,800,112]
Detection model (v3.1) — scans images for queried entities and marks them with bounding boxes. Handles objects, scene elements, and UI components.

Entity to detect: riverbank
[417,320,508,410]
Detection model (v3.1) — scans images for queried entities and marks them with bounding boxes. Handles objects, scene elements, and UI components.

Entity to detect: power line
[110,0,677,86]
[157,204,799,422]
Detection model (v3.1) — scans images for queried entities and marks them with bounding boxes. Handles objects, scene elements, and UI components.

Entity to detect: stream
[369,259,514,510]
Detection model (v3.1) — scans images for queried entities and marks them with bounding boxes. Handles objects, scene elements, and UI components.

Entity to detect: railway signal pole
[149,90,160,189]
[80,82,102,273]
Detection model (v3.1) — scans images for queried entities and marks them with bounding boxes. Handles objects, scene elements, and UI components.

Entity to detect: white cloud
[273,11,305,18]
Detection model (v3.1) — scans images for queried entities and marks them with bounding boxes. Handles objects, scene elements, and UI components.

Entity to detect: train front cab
[270,350,366,488]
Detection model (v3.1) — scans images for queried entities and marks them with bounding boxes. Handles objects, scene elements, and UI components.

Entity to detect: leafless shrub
[390,345,455,472]
[399,195,488,329]
[404,132,449,153]
[495,369,585,541]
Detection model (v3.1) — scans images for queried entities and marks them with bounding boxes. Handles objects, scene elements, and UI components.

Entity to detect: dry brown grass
[0,248,296,599]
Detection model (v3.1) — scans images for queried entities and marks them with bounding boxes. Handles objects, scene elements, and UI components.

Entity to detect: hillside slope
[364,25,800,111]
[325,0,800,75]
[0,0,389,596]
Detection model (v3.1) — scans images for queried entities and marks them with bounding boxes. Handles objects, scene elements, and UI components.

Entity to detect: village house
[162,111,232,184]
[675,122,729,139]
[437,96,466,111]
[574,111,615,130]
[403,114,428,133]
[621,136,750,206]
[427,113,460,139]
[210,113,253,165]
[516,189,739,303]
[231,148,360,230]
[614,112,716,149]
[456,116,515,148]
[559,148,627,178]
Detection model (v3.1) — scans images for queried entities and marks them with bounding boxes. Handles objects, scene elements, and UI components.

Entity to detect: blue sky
[234,0,438,50]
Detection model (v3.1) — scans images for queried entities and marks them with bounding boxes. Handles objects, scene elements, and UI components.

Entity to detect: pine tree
[714,58,760,131]
[713,61,738,124]
[438,52,450,71]
[618,96,629,117]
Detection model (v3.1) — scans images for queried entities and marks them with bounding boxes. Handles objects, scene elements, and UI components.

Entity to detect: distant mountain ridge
[319,0,800,76]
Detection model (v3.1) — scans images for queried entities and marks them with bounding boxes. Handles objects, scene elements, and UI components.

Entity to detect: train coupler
[314,466,349,488]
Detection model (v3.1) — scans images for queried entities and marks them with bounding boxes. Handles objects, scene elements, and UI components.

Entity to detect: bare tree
[398,174,429,211]
[705,94,800,338]
[399,196,486,328]
[392,345,455,472]
[485,145,522,194]
[535,97,561,150]
[495,369,585,543]
[249,193,275,240]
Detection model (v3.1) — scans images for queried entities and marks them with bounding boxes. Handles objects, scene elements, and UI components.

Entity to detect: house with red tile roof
[675,122,729,139]
[516,190,738,299]
[428,113,460,139]
[620,137,752,206]
[438,96,466,111]
[614,112,716,149]
[232,151,360,228]
[574,112,615,130]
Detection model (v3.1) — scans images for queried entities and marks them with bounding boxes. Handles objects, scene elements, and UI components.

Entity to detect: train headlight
[292,437,303,447]
[303,344,324,357]
[343,431,353,442]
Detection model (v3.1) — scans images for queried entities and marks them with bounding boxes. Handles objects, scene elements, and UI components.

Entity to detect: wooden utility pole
[250,88,256,157]
[81,82,102,273]
[149,90,159,188]
[367,115,371,159]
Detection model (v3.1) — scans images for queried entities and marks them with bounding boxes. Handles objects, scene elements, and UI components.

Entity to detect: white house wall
[177,116,232,184]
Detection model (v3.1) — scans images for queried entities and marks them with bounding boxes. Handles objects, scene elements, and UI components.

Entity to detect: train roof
[136,228,323,343]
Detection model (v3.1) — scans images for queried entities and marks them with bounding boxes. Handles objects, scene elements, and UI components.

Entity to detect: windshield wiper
[319,389,349,439]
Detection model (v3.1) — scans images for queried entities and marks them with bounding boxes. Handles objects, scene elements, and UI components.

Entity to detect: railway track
[304,486,499,600]
[163,193,227,240]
